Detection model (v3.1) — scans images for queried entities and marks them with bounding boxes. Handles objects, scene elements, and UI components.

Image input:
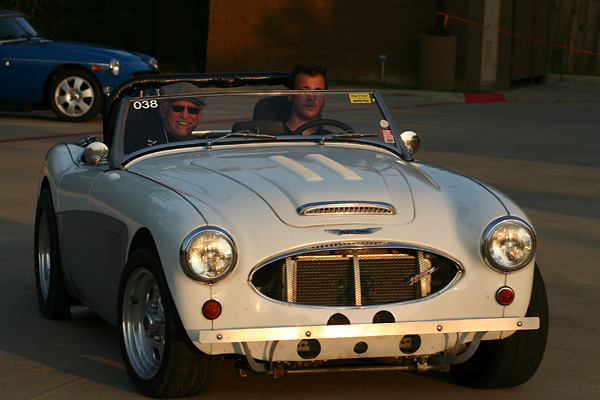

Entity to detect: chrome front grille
[250,248,461,306]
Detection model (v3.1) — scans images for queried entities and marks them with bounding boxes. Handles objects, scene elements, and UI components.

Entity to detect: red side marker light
[202,299,222,320]
[496,287,515,306]
[91,65,104,71]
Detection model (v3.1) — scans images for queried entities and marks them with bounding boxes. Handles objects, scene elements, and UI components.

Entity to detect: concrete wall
[446,0,514,91]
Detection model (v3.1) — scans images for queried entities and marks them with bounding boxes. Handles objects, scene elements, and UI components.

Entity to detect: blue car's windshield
[0,16,39,40]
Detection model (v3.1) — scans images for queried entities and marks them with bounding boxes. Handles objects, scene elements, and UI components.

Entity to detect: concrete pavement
[375,73,599,107]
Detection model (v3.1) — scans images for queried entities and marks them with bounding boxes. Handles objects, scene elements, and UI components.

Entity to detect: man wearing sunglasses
[158,82,205,142]
[124,82,205,153]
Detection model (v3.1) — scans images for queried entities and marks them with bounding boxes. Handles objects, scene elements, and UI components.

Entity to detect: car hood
[6,39,155,66]
[127,144,506,228]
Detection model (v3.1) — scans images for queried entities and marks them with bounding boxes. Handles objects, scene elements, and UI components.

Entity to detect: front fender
[86,169,209,325]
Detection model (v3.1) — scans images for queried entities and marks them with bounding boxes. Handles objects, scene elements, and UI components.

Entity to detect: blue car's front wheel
[49,69,103,122]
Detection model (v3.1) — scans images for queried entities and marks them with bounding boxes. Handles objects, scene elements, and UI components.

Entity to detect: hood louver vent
[298,202,396,216]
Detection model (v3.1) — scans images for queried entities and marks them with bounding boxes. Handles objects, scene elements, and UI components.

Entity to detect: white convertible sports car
[35,73,548,397]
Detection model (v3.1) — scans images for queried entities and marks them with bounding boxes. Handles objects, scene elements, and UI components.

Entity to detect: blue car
[0,10,159,122]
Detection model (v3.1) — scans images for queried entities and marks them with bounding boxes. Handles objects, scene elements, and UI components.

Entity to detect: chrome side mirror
[400,131,420,155]
[84,142,109,166]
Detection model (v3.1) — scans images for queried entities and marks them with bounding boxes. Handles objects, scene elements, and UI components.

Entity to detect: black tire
[34,188,72,319]
[49,69,103,122]
[118,249,221,398]
[450,264,549,388]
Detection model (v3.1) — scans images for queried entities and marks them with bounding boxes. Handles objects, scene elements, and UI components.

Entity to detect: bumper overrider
[199,317,539,375]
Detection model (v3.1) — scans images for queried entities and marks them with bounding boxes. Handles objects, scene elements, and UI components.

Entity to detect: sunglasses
[170,105,201,115]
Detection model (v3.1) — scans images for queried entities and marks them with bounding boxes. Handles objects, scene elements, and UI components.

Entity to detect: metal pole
[379,55,387,83]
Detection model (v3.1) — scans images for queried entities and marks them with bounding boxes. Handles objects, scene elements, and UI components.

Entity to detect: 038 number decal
[132,100,158,110]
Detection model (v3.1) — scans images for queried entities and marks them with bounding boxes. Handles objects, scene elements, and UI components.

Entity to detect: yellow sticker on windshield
[349,93,372,104]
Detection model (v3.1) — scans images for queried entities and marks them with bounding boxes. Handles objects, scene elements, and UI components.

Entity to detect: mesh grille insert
[250,248,460,306]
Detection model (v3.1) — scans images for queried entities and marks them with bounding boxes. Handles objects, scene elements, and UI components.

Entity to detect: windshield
[0,16,39,40]
[119,90,400,159]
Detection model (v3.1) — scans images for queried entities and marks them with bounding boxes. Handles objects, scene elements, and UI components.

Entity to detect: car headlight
[481,217,536,273]
[181,227,236,282]
[109,59,120,76]
[148,57,159,70]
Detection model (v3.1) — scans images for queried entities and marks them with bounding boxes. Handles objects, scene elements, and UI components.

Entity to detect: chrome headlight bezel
[180,227,237,283]
[148,57,159,70]
[481,216,536,273]
[109,59,120,76]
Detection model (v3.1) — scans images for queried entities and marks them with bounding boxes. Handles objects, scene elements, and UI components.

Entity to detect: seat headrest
[252,96,291,121]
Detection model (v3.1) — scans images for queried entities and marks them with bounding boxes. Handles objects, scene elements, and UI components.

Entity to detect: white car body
[35,73,547,397]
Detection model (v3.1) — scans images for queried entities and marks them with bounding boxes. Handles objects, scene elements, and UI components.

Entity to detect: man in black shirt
[285,63,328,135]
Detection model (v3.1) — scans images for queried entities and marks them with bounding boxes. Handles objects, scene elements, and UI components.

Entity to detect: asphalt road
[1,83,599,399]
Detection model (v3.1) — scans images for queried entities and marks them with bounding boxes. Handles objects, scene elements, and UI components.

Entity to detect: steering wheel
[292,119,353,135]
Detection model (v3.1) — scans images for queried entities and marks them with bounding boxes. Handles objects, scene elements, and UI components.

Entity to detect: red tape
[436,12,600,57]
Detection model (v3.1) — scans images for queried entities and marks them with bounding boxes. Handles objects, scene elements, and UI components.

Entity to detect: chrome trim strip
[199,317,540,343]
[2,57,110,68]
[285,257,296,303]
[353,253,361,306]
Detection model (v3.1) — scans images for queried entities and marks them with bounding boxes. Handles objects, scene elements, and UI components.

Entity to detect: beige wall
[206,0,434,86]
[206,0,516,90]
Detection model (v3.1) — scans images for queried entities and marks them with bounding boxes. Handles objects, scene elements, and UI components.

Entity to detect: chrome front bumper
[199,317,539,343]
[199,317,539,374]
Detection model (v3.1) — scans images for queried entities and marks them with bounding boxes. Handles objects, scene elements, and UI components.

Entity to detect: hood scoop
[298,201,396,216]
[179,147,415,227]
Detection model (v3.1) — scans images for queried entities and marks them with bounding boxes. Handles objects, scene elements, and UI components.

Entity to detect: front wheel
[34,188,73,319]
[450,264,549,388]
[118,249,221,397]
[49,69,103,122]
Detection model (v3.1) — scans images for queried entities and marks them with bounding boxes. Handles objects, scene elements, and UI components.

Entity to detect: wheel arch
[128,227,159,259]
[38,175,51,196]
[37,176,60,220]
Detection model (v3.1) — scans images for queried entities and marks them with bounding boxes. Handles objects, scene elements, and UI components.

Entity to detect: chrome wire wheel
[53,75,95,118]
[37,208,51,300]
[121,267,166,380]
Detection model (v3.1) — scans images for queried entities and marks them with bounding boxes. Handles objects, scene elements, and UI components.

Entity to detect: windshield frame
[109,88,413,169]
